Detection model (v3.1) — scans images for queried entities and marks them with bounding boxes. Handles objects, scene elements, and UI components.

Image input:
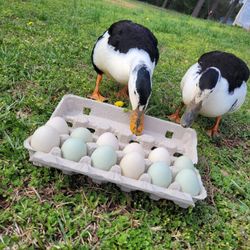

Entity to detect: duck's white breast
[199,79,247,117]
[93,32,153,84]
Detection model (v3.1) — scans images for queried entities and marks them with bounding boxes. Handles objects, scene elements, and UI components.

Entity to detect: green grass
[0,0,249,248]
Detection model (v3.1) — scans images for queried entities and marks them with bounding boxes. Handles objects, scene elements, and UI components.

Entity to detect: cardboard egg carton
[24,94,207,208]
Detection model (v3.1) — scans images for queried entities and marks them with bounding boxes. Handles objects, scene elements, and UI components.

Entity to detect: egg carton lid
[24,94,206,208]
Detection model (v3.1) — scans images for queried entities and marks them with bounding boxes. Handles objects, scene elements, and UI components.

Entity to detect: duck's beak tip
[180,100,202,128]
[130,109,144,135]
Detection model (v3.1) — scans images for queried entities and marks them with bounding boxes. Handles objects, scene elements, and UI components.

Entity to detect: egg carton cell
[24,94,206,208]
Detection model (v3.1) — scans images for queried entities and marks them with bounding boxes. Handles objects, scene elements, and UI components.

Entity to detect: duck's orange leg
[207,116,222,137]
[116,84,129,98]
[89,74,108,102]
[168,102,184,124]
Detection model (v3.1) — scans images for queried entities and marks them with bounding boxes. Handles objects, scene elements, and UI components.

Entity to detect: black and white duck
[169,51,249,136]
[90,20,159,135]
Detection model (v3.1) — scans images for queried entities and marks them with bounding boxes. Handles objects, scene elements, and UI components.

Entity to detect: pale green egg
[61,138,87,162]
[147,162,172,188]
[173,155,194,175]
[71,127,93,143]
[91,145,117,171]
[175,168,201,196]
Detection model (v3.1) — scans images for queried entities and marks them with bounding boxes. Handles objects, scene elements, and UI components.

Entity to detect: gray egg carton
[24,94,207,208]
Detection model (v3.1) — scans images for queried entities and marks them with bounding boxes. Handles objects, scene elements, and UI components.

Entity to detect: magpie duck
[90,20,159,135]
[169,51,249,136]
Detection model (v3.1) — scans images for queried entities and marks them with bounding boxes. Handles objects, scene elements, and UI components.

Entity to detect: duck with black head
[90,20,159,135]
[169,51,249,136]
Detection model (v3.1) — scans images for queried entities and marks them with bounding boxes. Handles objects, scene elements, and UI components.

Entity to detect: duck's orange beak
[130,108,144,135]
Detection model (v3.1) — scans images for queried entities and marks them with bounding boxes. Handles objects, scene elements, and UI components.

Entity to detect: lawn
[0,0,249,248]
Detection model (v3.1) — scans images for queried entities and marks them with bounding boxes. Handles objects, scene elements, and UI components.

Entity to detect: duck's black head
[129,64,152,135]
[181,67,220,128]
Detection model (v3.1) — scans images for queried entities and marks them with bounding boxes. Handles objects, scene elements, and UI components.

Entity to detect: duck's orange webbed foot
[89,73,108,102]
[168,102,184,124]
[206,116,222,137]
[88,92,108,102]
[206,128,220,137]
[168,112,181,124]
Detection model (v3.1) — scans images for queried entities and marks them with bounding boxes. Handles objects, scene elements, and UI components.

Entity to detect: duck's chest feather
[93,32,154,84]
[199,78,247,117]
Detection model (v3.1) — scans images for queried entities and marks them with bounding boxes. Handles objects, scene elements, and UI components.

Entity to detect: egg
[71,127,93,143]
[46,116,69,135]
[175,169,201,196]
[173,155,194,175]
[96,132,119,150]
[61,138,87,162]
[120,152,145,179]
[30,125,60,153]
[148,147,171,165]
[123,143,145,157]
[147,162,172,188]
[91,145,117,171]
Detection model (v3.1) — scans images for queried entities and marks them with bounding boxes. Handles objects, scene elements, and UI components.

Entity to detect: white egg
[148,147,171,165]
[31,125,60,153]
[61,138,87,162]
[120,152,145,179]
[123,143,145,157]
[173,155,194,175]
[91,145,117,171]
[148,162,172,188]
[71,127,93,143]
[46,116,69,135]
[175,168,201,196]
[96,132,119,150]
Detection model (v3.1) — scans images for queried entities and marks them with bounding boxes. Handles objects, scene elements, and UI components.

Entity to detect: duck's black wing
[107,20,159,64]
[198,51,249,93]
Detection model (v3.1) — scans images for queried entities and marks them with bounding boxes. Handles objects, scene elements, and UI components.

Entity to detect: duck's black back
[107,20,159,64]
[198,51,249,93]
